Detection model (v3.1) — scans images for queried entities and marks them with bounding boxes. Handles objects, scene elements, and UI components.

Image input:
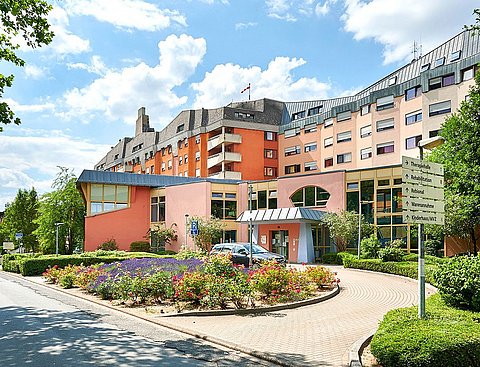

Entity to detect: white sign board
[403,197,445,213]
[403,169,444,188]
[3,242,14,250]
[402,184,444,201]
[403,211,445,225]
[402,156,444,176]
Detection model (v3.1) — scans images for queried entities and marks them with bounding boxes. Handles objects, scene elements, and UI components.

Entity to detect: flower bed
[43,255,339,311]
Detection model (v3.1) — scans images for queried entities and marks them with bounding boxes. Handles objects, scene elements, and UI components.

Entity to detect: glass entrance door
[271,230,289,258]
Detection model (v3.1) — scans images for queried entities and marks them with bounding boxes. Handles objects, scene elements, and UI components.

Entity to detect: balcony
[207,152,242,169]
[207,133,242,151]
[209,171,242,180]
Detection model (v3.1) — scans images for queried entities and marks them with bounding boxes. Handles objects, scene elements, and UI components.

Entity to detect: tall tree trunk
[470,227,478,256]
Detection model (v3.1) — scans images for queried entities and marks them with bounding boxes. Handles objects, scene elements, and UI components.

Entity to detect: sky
[0,0,478,210]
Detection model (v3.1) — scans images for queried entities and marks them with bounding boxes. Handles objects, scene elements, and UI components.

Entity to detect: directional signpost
[402,155,445,320]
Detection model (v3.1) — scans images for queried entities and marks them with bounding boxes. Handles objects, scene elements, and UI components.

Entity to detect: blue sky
[0,0,477,210]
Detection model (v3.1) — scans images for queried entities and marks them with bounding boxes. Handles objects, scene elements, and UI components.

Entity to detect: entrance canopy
[236,207,326,224]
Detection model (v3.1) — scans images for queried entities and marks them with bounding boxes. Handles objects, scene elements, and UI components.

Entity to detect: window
[360,147,372,160]
[150,165,154,174]
[337,152,352,164]
[462,67,474,81]
[168,160,172,169]
[304,161,317,171]
[429,74,455,90]
[324,118,333,128]
[176,124,184,133]
[235,111,254,119]
[361,104,370,116]
[406,135,422,150]
[264,131,277,141]
[376,118,394,132]
[132,143,143,153]
[405,86,422,100]
[264,149,277,159]
[168,146,172,154]
[184,138,188,147]
[161,162,166,171]
[434,57,445,67]
[114,154,119,160]
[377,142,394,155]
[195,168,200,177]
[264,167,277,177]
[324,136,333,147]
[184,154,188,163]
[308,106,322,116]
[337,111,351,122]
[337,131,352,143]
[429,129,441,138]
[304,142,317,152]
[429,100,451,117]
[285,164,301,174]
[360,125,372,138]
[179,156,183,165]
[376,95,394,111]
[324,157,333,167]
[211,193,237,220]
[195,135,201,144]
[420,63,430,72]
[195,151,200,161]
[292,111,306,120]
[304,124,317,133]
[388,76,397,85]
[145,153,149,160]
[178,140,183,149]
[268,191,278,209]
[405,110,422,125]
[347,182,359,190]
[150,196,166,222]
[450,50,461,62]
[90,184,129,215]
[284,128,300,138]
[285,145,301,156]
[161,148,166,156]
[290,186,330,208]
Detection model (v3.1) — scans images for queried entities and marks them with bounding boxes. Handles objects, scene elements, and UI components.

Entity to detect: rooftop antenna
[412,40,423,60]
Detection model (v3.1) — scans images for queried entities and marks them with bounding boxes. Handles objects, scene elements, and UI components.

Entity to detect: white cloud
[67,56,110,76]
[0,130,110,210]
[235,22,258,31]
[266,0,320,21]
[191,56,331,108]
[315,0,337,16]
[199,0,229,4]
[64,0,187,31]
[47,7,90,55]
[62,34,207,125]
[24,65,46,79]
[5,98,55,114]
[341,0,478,64]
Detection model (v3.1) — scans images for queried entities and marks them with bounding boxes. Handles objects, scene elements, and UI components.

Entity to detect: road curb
[348,329,376,367]
[0,271,339,367]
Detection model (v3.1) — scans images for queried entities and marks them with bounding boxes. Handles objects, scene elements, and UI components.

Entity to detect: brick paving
[157,266,436,367]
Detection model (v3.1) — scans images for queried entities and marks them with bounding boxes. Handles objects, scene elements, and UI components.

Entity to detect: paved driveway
[158,266,436,367]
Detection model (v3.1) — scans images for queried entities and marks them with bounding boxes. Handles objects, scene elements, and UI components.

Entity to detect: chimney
[135,107,150,136]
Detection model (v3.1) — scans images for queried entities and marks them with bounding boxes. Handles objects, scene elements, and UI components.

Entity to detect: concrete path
[158,266,436,367]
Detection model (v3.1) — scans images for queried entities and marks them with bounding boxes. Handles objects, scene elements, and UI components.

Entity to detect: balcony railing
[209,171,242,180]
[207,133,242,151]
[207,152,242,169]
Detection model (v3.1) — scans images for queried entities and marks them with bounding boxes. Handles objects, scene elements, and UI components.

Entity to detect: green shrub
[97,239,118,251]
[402,253,418,262]
[361,234,381,259]
[378,239,405,262]
[130,241,151,252]
[175,248,207,260]
[434,255,480,311]
[303,266,336,289]
[203,254,235,277]
[424,239,442,257]
[371,294,480,367]
[319,252,343,264]
[174,272,210,304]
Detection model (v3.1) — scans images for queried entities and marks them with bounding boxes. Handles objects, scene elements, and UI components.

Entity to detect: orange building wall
[257,223,300,263]
[84,186,151,251]
[235,128,274,181]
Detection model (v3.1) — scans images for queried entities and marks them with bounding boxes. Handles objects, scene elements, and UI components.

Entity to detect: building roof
[77,170,242,188]
[236,207,326,224]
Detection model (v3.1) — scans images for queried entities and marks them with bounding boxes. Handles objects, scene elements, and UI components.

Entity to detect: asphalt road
[0,272,273,367]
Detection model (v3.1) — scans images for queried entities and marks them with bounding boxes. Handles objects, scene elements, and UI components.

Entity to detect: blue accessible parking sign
[190,220,199,236]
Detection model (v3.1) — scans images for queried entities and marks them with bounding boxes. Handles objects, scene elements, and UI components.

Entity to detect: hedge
[3,252,173,276]
[371,294,480,367]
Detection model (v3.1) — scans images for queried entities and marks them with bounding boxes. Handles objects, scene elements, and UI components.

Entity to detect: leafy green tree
[465,8,480,34]
[0,188,39,252]
[34,167,85,254]
[322,210,372,252]
[0,1,54,130]
[429,70,480,255]
[187,216,224,252]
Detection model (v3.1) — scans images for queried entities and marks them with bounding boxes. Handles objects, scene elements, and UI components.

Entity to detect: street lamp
[184,214,189,249]
[248,183,254,267]
[417,136,444,319]
[55,222,65,256]
[357,198,369,259]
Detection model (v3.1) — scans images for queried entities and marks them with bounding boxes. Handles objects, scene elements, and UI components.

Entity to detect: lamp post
[248,183,253,267]
[184,214,189,249]
[417,136,444,319]
[55,222,64,256]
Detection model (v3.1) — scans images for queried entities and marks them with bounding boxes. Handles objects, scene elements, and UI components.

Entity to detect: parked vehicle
[209,242,286,267]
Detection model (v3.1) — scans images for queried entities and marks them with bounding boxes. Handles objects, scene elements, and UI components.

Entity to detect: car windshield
[241,244,268,254]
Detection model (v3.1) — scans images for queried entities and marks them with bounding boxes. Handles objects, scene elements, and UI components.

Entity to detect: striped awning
[236,207,326,224]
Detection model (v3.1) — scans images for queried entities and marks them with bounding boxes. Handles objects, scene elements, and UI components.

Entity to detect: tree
[148,224,177,252]
[465,8,480,34]
[34,167,85,254]
[0,188,39,252]
[187,216,224,252]
[0,1,54,130]
[322,210,372,252]
[429,70,480,255]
